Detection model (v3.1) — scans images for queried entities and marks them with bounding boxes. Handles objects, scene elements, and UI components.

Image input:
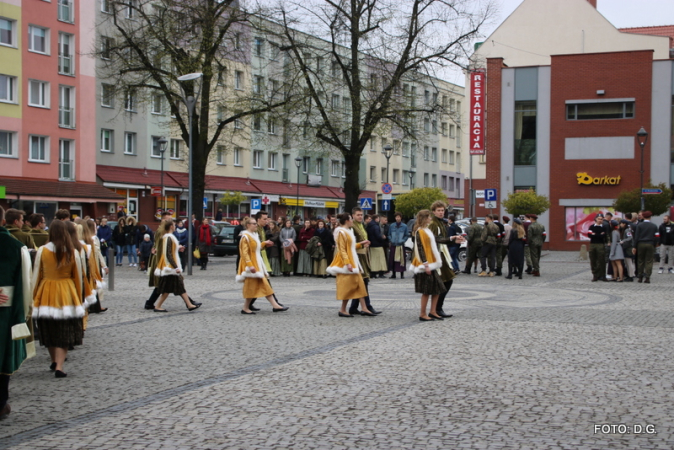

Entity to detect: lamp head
[158,137,168,153]
[294,156,302,168]
[636,127,648,146]
[177,73,203,82]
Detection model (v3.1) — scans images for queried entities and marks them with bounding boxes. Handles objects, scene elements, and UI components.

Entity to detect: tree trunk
[190,136,209,221]
[343,152,362,213]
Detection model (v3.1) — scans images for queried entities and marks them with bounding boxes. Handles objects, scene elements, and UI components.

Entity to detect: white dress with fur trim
[236,230,269,282]
[409,228,443,274]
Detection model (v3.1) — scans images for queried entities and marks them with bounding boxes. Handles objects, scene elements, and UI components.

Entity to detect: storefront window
[565,207,622,241]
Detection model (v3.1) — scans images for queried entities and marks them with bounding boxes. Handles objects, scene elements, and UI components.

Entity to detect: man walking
[478,215,499,277]
[527,214,546,277]
[632,211,659,283]
[349,208,380,315]
[491,215,505,276]
[523,215,533,273]
[4,209,36,250]
[588,213,607,281]
[428,201,455,317]
[28,213,49,247]
[463,218,483,274]
[657,215,674,274]
[447,215,462,273]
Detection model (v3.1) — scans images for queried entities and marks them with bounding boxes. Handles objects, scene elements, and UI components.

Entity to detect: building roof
[97,165,184,188]
[620,25,674,48]
[0,177,124,201]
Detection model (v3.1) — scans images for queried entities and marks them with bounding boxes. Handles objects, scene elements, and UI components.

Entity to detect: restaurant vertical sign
[470,69,485,155]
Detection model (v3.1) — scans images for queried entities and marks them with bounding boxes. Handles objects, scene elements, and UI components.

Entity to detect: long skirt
[313,258,327,275]
[243,277,274,299]
[335,273,367,300]
[414,271,447,295]
[297,250,313,274]
[35,318,84,348]
[369,247,387,272]
[388,244,407,273]
[157,275,187,296]
[269,256,282,276]
[281,254,294,273]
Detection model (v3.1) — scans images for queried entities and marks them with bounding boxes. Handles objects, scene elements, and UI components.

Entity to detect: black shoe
[437,311,453,318]
[249,306,261,311]
[389,275,396,279]
[187,303,201,311]
[339,312,354,318]
[462,270,471,275]
[0,404,10,419]
[429,313,444,321]
[154,308,168,312]
[624,277,634,282]
[505,275,512,279]
[348,309,359,315]
[273,307,289,312]
[360,311,376,316]
[400,274,404,279]
[525,267,532,274]
[144,303,155,310]
[644,278,650,284]
[369,309,382,315]
[49,362,57,371]
[419,317,433,322]
[55,370,67,378]
[241,310,256,315]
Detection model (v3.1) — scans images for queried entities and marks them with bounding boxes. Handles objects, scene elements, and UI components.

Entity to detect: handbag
[193,248,201,259]
[12,322,31,340]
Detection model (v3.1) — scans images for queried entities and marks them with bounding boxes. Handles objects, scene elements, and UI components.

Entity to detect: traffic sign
[642,188,663,195]
[359,198,373,210]
[251,198,262,213]
[381,183,393,194]
[475,190,485,199]
[485,201,497,209]
[151,186,162,196]
[203,197,208,209]
[382,193,392,200]
[485,189,497,202]
[381,199,390,211]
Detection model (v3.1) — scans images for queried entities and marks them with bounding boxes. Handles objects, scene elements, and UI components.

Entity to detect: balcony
[59,106,75,128]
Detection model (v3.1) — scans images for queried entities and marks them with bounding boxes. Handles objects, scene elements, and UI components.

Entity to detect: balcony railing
[59,106,75,128]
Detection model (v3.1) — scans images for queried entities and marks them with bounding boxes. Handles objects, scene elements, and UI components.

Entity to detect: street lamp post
[383,144,393,183]
[158,137,168,212]
[295,157,302,219]
[177,72,203,276]
[637,127,649,211]
[409,167,416,190]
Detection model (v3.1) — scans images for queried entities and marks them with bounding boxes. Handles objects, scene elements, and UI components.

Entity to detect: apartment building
[0,0,121,219]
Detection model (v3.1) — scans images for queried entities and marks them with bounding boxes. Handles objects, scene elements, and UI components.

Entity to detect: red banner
[469,69,485,155]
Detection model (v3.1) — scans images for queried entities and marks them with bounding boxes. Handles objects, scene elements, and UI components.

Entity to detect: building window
[234,147,241,166]
[515,101,537,165]
[380,138,387,152]
[441,148,447,163]
[28,25,49,54]
[449,150,455,164]
[234,116,242,129]
[315,158,322,175]
[58,33,74,75]
[402,141,409,157]
[441,122,447,136]
[267,117,276,134]
[424,90,430,105]
[456,152,461,171]
[302,156,310,174]
[423,173,429,187]
[101,0,112,13]
[331,160,340,177]
[58,0,74,23]
[101,84,114,107]
[152,93,163,114]
[410,86,417,107]
[235,71,243,90]
[566,101,635,120]
[101,36,113,59]
[369,166,376,182]
[125,90,136,112]
[424,118,430,133]
[254,37,264,57]
[0,74,17,103]
[125,0,137,19]
[381,168,387,183]
[59,85,75,128]
[253,150,263,169]
[456,127,461,148]
[431,174,437,188]
[370,136,377,152]
[269,152,278,170]
[101,129,113,152]
[432,120,437,134]
[431,147,437,162]
[0,131,17,158]
[449,124,455,138]
[441,175,448,190]
[331,60,340,78]
[29,80,49,108]
[253,75,263,94]
[423,146,429,161]
[402,170,409,186]
[124,132,136,155]
[216,145,225,165]
[253,115,262,131]
[151,136,163,157]
[0,18,16,47]
[332,94,340,109]
[59,139,74,180]
[170,139,181,159]
[270,43,280,61]
[342,160,346,178]
[234,32,241,50]
[392,169,399,184]
[29,135,48,162]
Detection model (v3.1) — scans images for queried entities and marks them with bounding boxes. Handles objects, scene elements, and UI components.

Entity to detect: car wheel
[458,250,467,262]
[214,252,224,257]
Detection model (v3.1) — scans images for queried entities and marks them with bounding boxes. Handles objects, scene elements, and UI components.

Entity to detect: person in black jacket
[366,214,387,278]
[112,218,127,266]
[588,214,607,282]
[632,211,659,283]
[657,215,674,274]
[447,215,462,273]
[138,234,154,272]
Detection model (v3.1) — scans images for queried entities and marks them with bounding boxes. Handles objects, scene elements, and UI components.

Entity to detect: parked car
[213,225,238,256]
[211,221,231,235]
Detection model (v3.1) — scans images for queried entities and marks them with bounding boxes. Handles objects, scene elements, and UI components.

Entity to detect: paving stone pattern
[1,252,673,449]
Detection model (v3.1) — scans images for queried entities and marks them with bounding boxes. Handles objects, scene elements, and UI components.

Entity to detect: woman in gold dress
[409,210,446,321]
[237,217,289,315]
[326,213,374,318]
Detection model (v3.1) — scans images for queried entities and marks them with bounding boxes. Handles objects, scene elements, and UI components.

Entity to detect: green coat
[467,223,483,246]
[0,227,28,375]
[6,225,36,249]
[528,222,546,247]
[30,228,49,247]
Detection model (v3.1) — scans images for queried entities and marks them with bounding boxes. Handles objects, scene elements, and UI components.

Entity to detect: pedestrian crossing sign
[359,197,373,210]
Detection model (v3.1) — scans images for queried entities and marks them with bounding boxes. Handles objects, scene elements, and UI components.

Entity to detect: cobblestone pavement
[1,252,673,449]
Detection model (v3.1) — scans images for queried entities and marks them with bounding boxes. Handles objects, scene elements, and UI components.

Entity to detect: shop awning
[0,177,124,202]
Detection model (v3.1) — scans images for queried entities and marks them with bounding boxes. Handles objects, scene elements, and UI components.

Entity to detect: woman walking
[32,220,85,378]
[312,219,333,278]
[265,220,282,277]
[237,217,288,314]
[197,217,215,270]
[280,219,297,276]
[409,210,446,321]
[84,220,108,313]
[112,218,126,267]
[506,219,526,279]
[619,220,635,281]
[609,220,625,282]
[153,221,201,312]
[296,221,314,276]
[327,213,374,318]
[125,217,139,267]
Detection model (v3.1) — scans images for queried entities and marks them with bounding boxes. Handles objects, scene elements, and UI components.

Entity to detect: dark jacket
[658,222,674,246]
[447,222,462,248]
[174,226,189,247]
[139,240,154,258]
[124,225,138,246]
[112,224,126,246]
[366,221,386,248]
[633,221,659,246]
[298,226,315,250]
[314,227,335,249]
[97,224,113,247]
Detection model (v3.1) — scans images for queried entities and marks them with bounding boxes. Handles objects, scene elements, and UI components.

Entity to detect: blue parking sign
[251,198,261,210]
[485,189,497,202]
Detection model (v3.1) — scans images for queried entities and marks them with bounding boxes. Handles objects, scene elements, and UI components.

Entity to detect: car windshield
[218,226,235,237]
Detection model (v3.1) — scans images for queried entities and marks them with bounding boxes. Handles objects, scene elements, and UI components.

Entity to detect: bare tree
[95,0,296,219]
[267,0,493,210]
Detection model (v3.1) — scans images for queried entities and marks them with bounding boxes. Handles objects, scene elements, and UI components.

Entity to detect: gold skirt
[243,277,274,299]
[335,273,367,300]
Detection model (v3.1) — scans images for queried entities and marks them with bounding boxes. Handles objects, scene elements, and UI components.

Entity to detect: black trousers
[480,244,496,272]
[0,374,9,409]
[349,278,373,313]
[145,287,185,308]
[436,280,453,313]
